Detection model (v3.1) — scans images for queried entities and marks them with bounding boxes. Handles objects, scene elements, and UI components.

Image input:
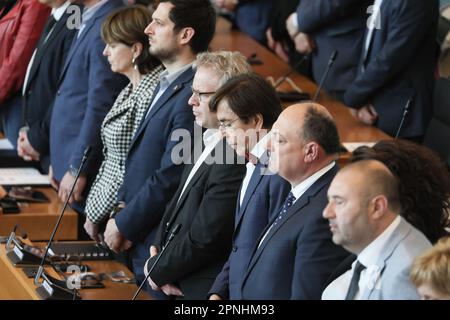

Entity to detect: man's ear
[303,142,319,163]
[179,27,195,46]
[370,195,389,220]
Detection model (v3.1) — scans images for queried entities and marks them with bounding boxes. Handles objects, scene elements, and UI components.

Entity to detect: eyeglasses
[191,86,216,102]
[218,118,240,130]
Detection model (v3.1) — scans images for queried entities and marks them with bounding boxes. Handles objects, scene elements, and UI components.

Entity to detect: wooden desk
[0,242,151,300]
[211,19,391,144]
[0,187,77,241]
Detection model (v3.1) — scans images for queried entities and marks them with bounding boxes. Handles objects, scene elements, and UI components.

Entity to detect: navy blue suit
[50,0,128,183]
[296,0,372,96]
[343,0,439,138]
[23,8,77,172]
[240,166,349,300]
[234,0,274,44]
[114,67,195,285]
[209,162,290,299]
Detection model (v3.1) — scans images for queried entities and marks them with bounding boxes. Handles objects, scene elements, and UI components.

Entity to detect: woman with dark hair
[83,5,164,241]
[351,140,450,244]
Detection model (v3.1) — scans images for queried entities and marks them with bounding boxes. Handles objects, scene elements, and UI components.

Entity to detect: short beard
[150,46,180,65]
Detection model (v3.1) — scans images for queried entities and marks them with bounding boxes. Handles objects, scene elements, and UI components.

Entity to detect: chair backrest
[424,77,450,168]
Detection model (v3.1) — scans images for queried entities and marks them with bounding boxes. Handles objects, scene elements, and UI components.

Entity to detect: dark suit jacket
[343,0,439,138]
[23,8,77,172]
[146,139,246,300]
[234,0,274,44]
[114,67,196,283]
[240,165,349,300]
[296,0,372,95]
[50,0,128,182]
[209,162,290,300]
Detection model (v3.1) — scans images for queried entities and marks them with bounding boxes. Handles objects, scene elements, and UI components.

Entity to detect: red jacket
[0,0,50,104]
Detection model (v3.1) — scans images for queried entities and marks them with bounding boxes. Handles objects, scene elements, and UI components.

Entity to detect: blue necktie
[272,191,296,227]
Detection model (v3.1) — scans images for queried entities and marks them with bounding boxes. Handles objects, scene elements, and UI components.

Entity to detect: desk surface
[0,187,78,241]
[210,19,390,143]
[0,242,151,300]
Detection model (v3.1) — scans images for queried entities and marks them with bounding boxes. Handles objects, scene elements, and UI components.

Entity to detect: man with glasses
[207,73,291,300]
[143,51,250,299]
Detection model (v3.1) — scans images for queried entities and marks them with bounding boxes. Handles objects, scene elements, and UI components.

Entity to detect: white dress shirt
[258,161,336,248]
[322,215,401,300]
[177,129,222,203]
[239,134,269,207]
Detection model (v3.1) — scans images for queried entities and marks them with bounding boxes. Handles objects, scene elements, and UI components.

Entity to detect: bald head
[280,103,340,154]
[340,160,401,213]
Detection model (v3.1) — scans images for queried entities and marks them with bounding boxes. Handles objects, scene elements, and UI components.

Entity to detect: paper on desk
[342,142,376,153]
[0,139,14,150]
[0,168,50,185]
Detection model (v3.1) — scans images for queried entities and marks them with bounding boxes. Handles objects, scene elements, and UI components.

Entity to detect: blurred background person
[0,0,50,145]
[83,5,164,243]
[411,236,450,300]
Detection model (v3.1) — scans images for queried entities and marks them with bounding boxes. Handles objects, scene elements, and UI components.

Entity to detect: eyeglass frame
[191,86,216,102]
[218,117,240,130]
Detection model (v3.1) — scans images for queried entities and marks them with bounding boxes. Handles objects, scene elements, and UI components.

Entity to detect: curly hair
[351,140,450,244]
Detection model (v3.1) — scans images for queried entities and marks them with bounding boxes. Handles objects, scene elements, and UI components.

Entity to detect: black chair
[423,77,450,168]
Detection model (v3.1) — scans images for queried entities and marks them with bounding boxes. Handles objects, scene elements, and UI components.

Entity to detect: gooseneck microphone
[394,98,413,139]
[34,146,92,288]
[273,54,310,89]
[132,224,182,300]
[313,50,338,101]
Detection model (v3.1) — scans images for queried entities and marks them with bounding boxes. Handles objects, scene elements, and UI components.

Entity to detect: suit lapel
[235,163,264,229]
[243,166,338,287]
[360,218,411,299]
[129,67,194,151]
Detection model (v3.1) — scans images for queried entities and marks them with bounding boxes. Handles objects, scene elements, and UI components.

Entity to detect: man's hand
[357,104,378,125]
[17,130,40,161]
[286,12,299,39]
[104,218,132,253]
[266,28,290,63]
[147,245,183,296]
[84,219,100,242]
[58,171,87,204]
[209,294,223,300]
[213,0,238,12]
[294,32,315,54]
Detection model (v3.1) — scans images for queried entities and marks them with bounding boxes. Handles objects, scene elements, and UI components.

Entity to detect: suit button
[57,90,61,95]
[232,246,238,252]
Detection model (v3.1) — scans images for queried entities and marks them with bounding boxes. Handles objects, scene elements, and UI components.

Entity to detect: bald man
[240,103,349,300]
[322,160,431,300]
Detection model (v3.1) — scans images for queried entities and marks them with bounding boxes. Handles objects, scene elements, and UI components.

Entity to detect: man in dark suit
[343,0,439,140]
[143,51,248,300]
[240,103,349,300]
[286,0,372,99]
[17,0,77,172]
[49,0,128,210]
[207,73,291,300]
[103,0,217,294]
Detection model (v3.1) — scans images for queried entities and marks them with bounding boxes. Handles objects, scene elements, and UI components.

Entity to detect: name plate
[13,245,24,260]
[43,280,54,295]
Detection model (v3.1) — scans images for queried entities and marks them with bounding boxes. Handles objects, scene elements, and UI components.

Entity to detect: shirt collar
[82,0,108,23]
[52,1,71,21]
[291,161,336,201]
[159,63,193,87]
[202,129,222,146]
[250,132,269,159]
[357,215,402,268]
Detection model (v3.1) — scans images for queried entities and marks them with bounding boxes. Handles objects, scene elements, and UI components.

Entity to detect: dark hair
[101,5,160,74]
[302,105,341,155]
[160,0,216,54]
[209,73,282,129]
[352,140,450,244]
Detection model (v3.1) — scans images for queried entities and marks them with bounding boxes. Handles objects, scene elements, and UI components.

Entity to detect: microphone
[132,224,182,300]
[33,146,91,298]
[313,50,338,101]
[273,54,309,89]
[394,98,413,139]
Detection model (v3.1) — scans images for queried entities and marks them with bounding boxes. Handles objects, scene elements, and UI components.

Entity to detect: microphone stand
[132,224,182,300]
[313,50,338,101]
[34,146,91,300]
[394,98,412,139]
